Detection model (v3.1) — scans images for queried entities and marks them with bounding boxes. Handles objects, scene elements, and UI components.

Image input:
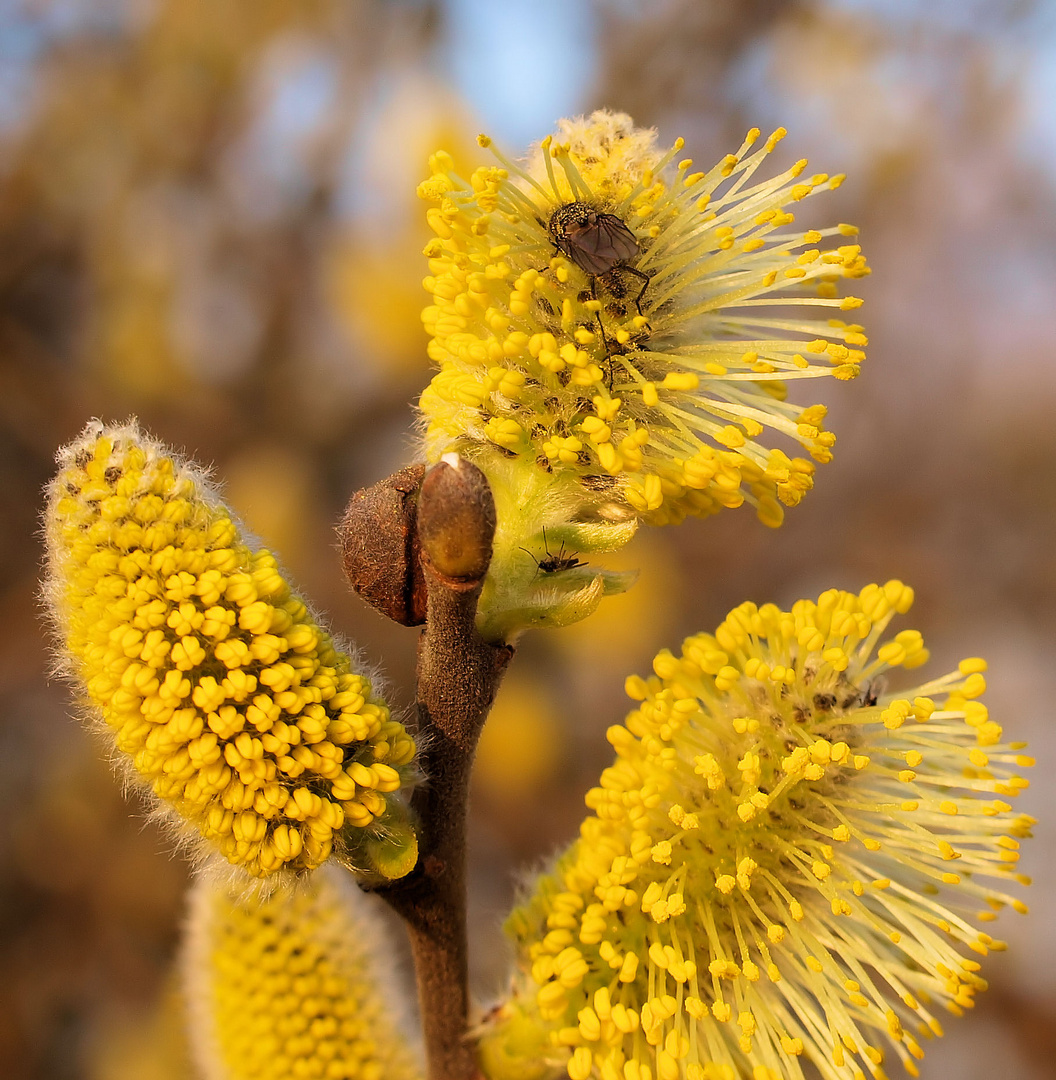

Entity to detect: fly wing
[596,213,640,263]
[566,213,639,275]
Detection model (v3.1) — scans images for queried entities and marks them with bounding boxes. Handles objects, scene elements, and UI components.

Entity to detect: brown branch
[359,458,512,1080]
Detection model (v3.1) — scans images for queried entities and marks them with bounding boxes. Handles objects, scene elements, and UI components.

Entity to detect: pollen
[417,110,870,530]
[44,421,418,880]
[483,581,1032,1080]
[185,867,421,1080]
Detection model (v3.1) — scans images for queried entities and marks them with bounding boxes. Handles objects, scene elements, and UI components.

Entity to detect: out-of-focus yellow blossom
[220,442,320,570]
[184,866,422,1080]
[44,421,417,881]
[559,533,680,672]
[474,673,565,803]
[329,241,436,376]
[482,582,1033,1080]
[418,110,868,529]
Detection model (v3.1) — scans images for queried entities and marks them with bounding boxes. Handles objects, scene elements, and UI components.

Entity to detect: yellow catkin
[418,111,870,529]
[44,421,417,879]
[184,866,422,1080]
[481,582,1032,1080]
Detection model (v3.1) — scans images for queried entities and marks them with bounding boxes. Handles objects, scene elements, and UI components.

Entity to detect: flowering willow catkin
[184,866,422,1080]
[418,110,868,529]
[44,420,418,881]
[482,582,1033,1080]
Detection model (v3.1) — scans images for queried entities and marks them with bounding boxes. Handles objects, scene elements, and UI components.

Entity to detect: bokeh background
[2,0,1054,1077]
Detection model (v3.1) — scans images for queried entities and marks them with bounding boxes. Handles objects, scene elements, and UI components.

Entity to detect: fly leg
[621,265,652,323]
[589,276,617,390]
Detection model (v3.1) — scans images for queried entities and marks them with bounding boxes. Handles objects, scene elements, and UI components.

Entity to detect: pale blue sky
[439,0,598,147]
[1,0,1055,186]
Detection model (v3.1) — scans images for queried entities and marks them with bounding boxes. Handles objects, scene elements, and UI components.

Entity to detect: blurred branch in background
[1,0,1054,1077]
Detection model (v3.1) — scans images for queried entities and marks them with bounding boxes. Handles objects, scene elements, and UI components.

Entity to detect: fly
[547,201,650,311]
[547,201,652,381]
[520,528,584,574]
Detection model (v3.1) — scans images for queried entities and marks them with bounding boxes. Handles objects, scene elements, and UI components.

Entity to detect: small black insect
[547,201,652,382]
[520,528,585,574]
[548,202,639,276]
[837,677,882,710]
[547,201,650,310]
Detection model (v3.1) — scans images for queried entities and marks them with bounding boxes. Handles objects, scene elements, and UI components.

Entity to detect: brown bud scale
[416,457,496,583]
[338,464,427,626]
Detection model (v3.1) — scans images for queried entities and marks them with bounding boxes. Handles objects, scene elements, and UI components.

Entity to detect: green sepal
[459,447,641,642]
[478,566,638,642]
[337,800,419,884]
[477,1010,554,1080]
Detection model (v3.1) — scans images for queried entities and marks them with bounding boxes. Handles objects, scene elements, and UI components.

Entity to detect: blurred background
[1,0,1054,1076]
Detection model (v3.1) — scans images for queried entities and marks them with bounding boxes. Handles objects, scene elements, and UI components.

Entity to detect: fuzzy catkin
[44,420,418,881]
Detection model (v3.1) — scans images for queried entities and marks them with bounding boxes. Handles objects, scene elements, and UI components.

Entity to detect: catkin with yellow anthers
[419,110,869,530]
[482,582,1033,1080]
[44,421,418,880]
[183,866,422,1080]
